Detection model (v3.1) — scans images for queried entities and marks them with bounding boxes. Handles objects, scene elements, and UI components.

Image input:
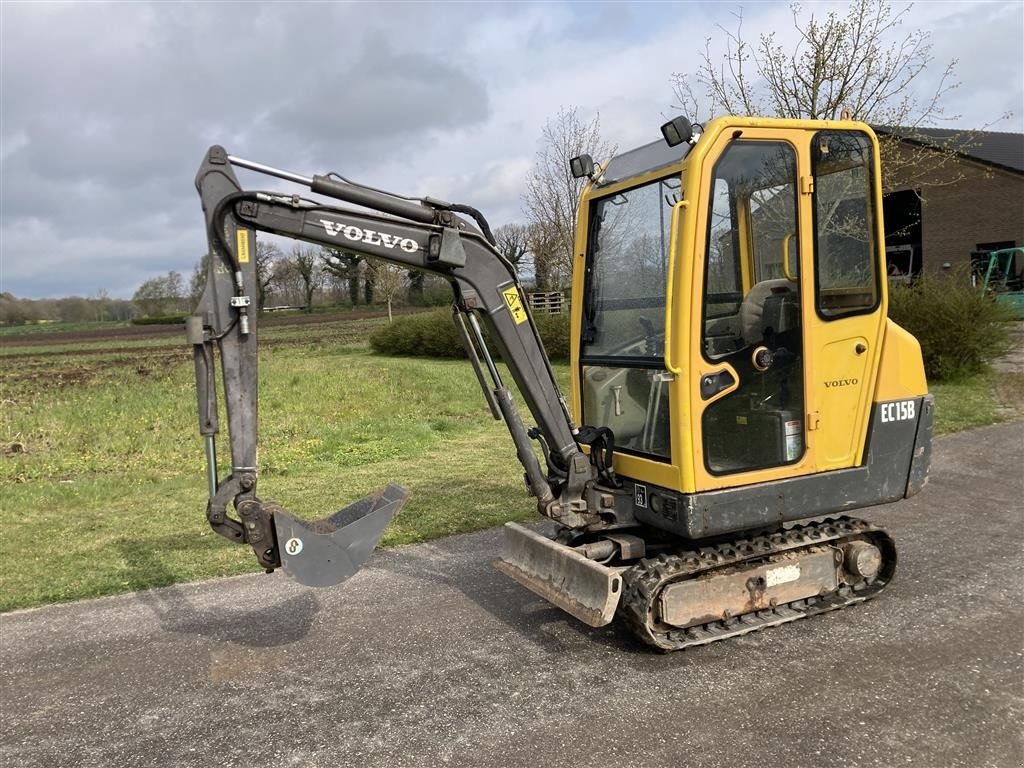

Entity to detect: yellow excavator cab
[571,117,929,504]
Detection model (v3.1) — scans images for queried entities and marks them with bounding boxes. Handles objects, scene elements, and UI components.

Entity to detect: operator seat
[739,278,797,346]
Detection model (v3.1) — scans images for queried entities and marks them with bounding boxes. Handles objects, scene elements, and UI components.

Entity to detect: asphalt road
[2,422,1022,768]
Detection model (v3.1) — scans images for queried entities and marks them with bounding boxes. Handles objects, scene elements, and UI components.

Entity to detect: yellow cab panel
[572,116,904,496]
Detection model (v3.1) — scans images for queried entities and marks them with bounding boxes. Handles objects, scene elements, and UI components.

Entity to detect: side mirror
[660,116,693,147]
[569,154,595,179]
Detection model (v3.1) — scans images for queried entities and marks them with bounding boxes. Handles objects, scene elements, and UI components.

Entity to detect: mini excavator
[190,116,932,649]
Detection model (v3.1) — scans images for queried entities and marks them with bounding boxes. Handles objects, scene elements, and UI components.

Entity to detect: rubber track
[618,516,896,651]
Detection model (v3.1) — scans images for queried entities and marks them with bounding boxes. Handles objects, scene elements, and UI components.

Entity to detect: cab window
[579,175,680,461]
[812,131,880,318]
[700,139,805,474]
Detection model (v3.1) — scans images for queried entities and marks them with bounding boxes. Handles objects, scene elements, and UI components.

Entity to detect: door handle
[700,368,736,400]
[611,385,623,416]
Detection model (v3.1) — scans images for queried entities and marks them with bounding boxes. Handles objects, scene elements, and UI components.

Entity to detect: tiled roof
[873,126,1024,174]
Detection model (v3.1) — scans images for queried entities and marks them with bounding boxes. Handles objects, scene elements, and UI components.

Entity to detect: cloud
[1,1,1019,299]
[915,1,1024,131]
[263,34,490,157]
[0,2,491,297]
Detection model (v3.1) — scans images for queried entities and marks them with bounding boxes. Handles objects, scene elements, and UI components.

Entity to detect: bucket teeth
[270,483,408,588]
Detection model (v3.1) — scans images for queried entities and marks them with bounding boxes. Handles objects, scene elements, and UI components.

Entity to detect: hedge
[888,275,1016,381]
[369,308,570,361]
[368,279,1016,381]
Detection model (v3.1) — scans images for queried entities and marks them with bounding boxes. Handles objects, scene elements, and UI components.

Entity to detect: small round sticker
[285,537,303,556]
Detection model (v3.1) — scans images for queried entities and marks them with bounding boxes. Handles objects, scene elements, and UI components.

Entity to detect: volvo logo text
[320,220,418,253]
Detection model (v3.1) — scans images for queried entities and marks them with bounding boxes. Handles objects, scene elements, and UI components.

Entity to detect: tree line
[0,290,136,325]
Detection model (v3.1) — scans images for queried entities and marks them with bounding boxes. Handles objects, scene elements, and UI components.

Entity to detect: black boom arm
[191,146,616,580]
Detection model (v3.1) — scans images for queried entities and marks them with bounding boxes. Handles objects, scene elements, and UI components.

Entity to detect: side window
[705,177,743,320]
[702,140,800,360]
[812,131,880,318]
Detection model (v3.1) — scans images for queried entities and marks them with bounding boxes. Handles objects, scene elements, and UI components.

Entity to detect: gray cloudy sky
[2,0,1022,299]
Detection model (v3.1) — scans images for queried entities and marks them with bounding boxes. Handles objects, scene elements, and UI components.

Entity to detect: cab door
[689,131,813,490]
[802,129,887,469]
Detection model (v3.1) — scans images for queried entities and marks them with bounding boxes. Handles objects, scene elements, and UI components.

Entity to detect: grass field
[1,313,1020,612]
[0,320,132,336]
[0,313,557,611]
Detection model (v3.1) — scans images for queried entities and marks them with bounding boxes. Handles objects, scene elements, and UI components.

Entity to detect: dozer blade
[271,483,408,588]
[493,522,622,627]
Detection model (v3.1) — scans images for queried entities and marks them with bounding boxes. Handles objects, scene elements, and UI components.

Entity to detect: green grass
[1,315,1020,612]
[0,330,559,611]
[0,315,394,358]
[0,320,132,336]
[930,371,1024,435]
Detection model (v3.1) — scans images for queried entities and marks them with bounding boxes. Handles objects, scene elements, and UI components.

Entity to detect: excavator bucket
[493,522,622,627]
[270,483,408,588]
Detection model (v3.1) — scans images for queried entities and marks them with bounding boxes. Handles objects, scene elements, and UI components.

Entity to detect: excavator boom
[190,146,624,587]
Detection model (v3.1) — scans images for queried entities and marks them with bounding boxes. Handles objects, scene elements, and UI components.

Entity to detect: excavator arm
[190,146,623,587]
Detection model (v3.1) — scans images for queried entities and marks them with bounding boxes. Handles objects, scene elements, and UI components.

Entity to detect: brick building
[873,127,1024,279]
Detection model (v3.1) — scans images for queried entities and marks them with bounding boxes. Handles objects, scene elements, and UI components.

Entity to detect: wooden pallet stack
[528,291,565,314]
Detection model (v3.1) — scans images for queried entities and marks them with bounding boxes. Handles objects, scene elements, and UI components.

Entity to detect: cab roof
[599,137,691,186]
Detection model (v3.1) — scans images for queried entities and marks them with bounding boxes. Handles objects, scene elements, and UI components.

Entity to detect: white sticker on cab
[881,399,916,423]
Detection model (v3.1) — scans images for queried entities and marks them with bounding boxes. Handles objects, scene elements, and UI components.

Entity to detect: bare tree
[365,258,406,322]
[166,271,185,308]
[669,0,980,192]
[132,270,186,317]
[189,254,210,305]
[494,223,530,267]
[673,1,957,124]
[92,288,110,321]
[523,107,615,288]
[493,221,533,282]
[255,242,282,311]
[525,221,560,290]
[290,244,322,313]
[270,258,302,306]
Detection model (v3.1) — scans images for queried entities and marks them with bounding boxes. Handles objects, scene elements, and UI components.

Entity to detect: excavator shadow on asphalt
[366,528,654,657]
[116,536,320,648]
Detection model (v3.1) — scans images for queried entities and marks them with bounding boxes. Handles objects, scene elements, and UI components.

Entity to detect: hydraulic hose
[209,191,259,273]
[448,203,496,246]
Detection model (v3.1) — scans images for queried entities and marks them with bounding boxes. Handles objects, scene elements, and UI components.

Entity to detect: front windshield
[582,175,680,359]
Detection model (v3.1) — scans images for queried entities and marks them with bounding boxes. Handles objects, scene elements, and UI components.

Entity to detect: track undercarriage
[497,516,896,650]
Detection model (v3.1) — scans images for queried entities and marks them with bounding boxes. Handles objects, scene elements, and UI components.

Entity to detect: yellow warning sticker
[236,229,250,264]
[502,286,527,324]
